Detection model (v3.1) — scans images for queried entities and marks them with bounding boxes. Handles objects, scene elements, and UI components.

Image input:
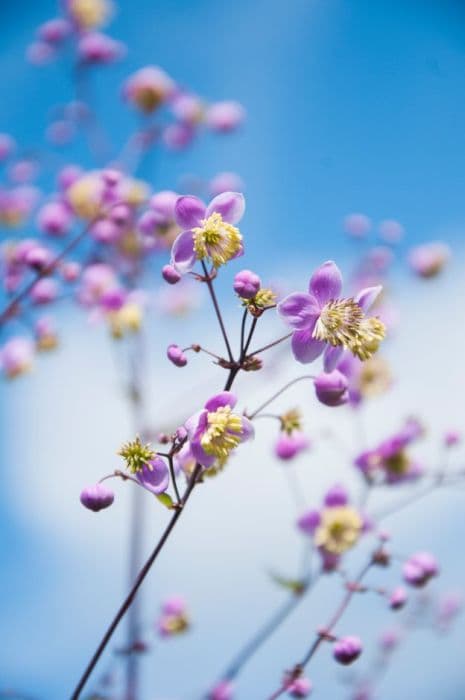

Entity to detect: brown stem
[201,261,234,362]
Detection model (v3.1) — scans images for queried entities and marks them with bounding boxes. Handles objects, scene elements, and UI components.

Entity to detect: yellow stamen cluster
[200,406,243,459]
[36,334,58,352]
[281,409,302,435]
[108,303,143,339]
[313,298,386,361]
[118,436,155,473]
[384,451,410,476]
[314,506,363,555]
[69,0,110,29]
[163,614,189,635]
[242,288,277,317]
[358,356,392,398]
[193,213,242,268]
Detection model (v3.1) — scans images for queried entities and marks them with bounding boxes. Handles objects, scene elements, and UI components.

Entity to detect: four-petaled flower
[277,261,385,369]
[170,192,245,274]
[184,391,253,468]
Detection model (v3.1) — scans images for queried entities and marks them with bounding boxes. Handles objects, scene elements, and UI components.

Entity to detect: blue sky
[1,1,465,698]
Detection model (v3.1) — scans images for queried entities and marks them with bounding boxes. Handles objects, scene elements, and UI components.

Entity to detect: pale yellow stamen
[313,298,386,361]
[314,506,362,555]
[201,406,243,459]
[193,213,242,268]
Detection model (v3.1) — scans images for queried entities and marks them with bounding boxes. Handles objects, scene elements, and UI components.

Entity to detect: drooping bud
[333,636,363,665]
[388,586,408,610]
[162,264,181,285]
[167,344,188,367]
[314,370,349,407]
[80,483,114,512]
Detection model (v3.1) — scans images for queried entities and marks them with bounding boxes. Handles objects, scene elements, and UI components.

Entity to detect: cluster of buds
[234,269,277,317]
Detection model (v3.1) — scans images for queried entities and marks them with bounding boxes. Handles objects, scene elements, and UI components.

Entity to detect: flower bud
[314,370,349,407]
[275,432,308,461]
[162,264,181,285]
[323,483,348,507]
[37,201,72,237]
[30,278,59,305]
[389,586,407,610]
[80,483,114,512]
[208,680,235,700]
[167,344,187,367]
[333,636,362,665]
[288,677,313,697]
[233,269,261,299]
[403,552,438,587]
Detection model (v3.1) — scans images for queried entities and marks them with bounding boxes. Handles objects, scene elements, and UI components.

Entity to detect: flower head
[278,261,385,368]
[355,418,423,484]
[170,192,245,274]
[314,506,363,555]
[185,392,253,469]
[118,435,156,473]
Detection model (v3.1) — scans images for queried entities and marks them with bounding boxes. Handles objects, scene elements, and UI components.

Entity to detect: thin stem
[248,375,315,420]
[267,556,375,700]
[222,593,306,682]
[247,332,293,358]
[239,308,248,358]
[242,317,258,358]
[70,369,238,698]
[201,261,234,362]
[168,454,181,504]
[70,465,201,700]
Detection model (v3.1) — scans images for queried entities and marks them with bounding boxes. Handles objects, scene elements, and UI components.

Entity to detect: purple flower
[80,483,114,512]
[170,192,245,274]
[277,261,385,368]
[297,509,321,535]
[162,595,187,616]
[185,392,253,469]
[1,337,34,378]
[78,32,125,64]
[343,213,371,238]
[206,101,245,132]
[135,457,169,495]
[333,636,363,665]
[354,419,423,484]
[36,201,72,237]
[123,65,175,113]
[409,242,450,278]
